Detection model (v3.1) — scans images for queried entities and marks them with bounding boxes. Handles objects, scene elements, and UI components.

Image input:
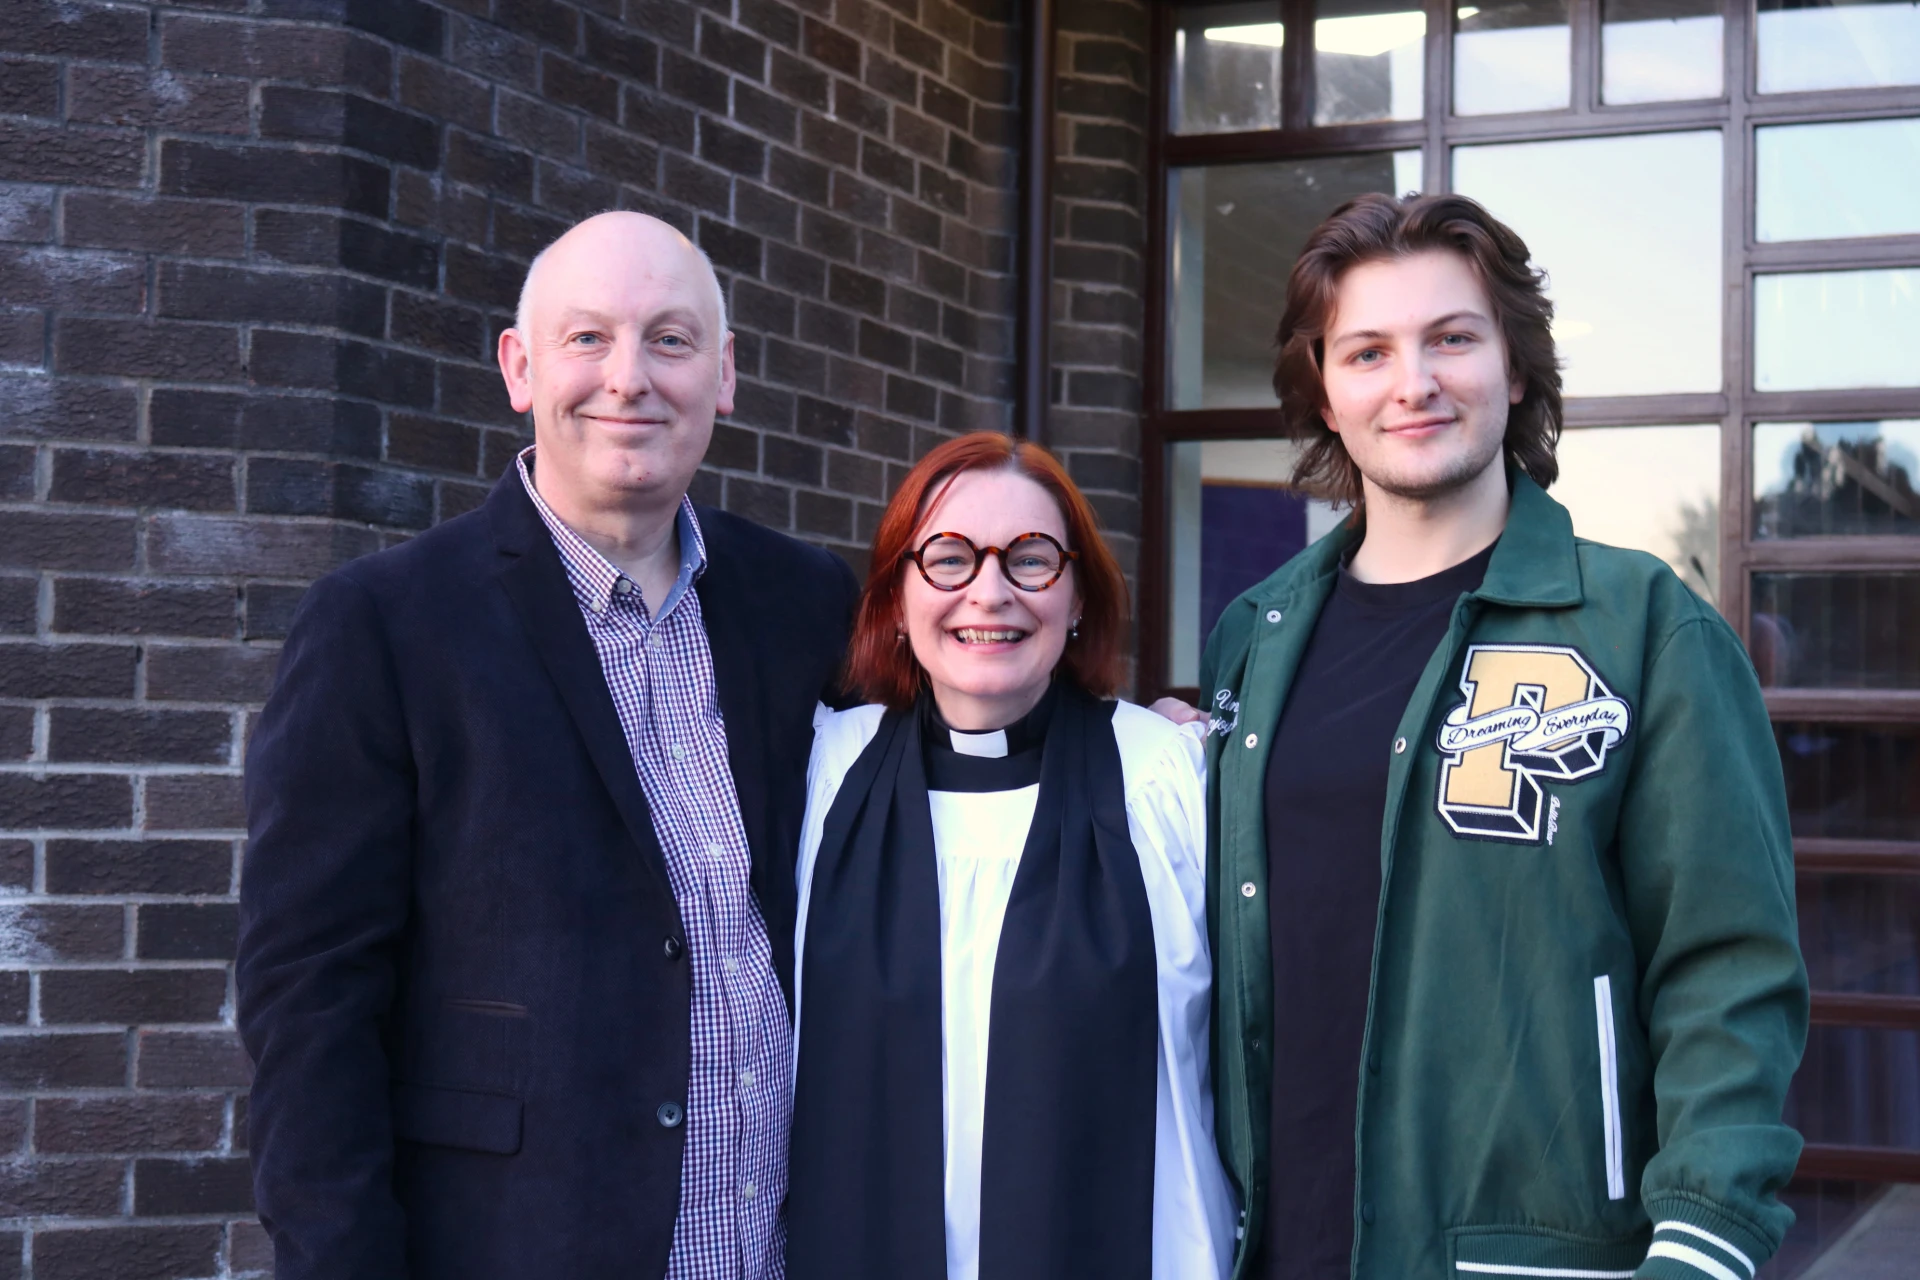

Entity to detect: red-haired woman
[785,433,1233,1280]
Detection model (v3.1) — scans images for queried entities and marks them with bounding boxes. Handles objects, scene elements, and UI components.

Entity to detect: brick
[0,1155,122,1217]
[136,902,238,962]
[0,511,136,572]
[0,707,29,762]
[0,972,22,1024]
[160,141,389,219]
[145,643,278,704]
[46,839,233,897]
[445,131,534,202]
[0,578,34,635]
[161,15,390,94]
[146,774,245,832]
[388,414,481,472]
[62,194,246,259]
[230,1219,272,1275]
[48,709,232,766]
[770,49,829,111]
[497,90,582,159]
[158,263,382,337]
[340,0,445,54]
[622,88,696,153]
[243,584,307,642]
[0,1033,126,1089]
[700,221,763,275]
[448,15,538,90]
[255,210,442,289]
[740,0,802,48]
[54,582,235,642]
[136,1156,255,1215]
[0,58,58,119]
[584,123,657,185]
[50,449,237,513]
[701,120,767,177]
[148,515,380,579]
[260,88,442,170]
[2,2,148,61]
[0,773,133,830]
[0,643,136,699]
[0,187,52,243]
[437,362,520,426]
[496,0,580,48]
[661,48,729,114]
[41,969,228,1026]
[35,1095,224,1156]
[0,903,122,961]
[0,306,42,366]
[67,66,252,135]
[701,20,768,79]
[0,120,142,187]
[582,16,659,83]
[542,54,619,121]
[803,18,861,76]
[251,331,435,409]
[32,1224,221,1280]
[137,1029,252,1089]
[398,55,494,134]
[0,443,32,499]
[0,1099,24,1155]
[53,319,242,383]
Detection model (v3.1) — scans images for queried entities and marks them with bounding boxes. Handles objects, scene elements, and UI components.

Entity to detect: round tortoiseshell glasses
[901,531,1078,592]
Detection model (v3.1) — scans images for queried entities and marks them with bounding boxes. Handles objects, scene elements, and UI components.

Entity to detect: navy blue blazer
[237,470,859,1280]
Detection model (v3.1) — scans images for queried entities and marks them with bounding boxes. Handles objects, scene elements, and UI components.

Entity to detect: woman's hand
[1148,697,1206,727]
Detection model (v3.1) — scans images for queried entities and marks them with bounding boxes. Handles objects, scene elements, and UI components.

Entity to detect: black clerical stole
[787,682,1159,1280]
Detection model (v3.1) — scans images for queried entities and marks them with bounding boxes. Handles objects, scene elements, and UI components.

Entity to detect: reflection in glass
[1769,1181,1919,1277]
[1601,0,1723,104]
[1553,425,1720,602]
[1772,722,1920,841]
[1757,0,1920,94]
[1751,572,1920,689]
[1315,0,1426,125]
[1452,132,1722,396]
[1174,4,1285,135]
[1783,1025,1920,1149]
[1754,420,1920,538]
[1167,440,1346,688]
[1454,0,1572,115]
[1169,152,1423,410]
[1754,270,1920,392]
[1799,875,1920,996]
[1757,118,1920,242]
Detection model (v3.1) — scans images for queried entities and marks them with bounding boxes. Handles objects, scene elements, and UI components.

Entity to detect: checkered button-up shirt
[518,448,789,1280]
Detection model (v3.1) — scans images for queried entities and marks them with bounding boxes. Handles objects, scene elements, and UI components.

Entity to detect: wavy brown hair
[844,432,1129,709]
[1273,191,1562,506]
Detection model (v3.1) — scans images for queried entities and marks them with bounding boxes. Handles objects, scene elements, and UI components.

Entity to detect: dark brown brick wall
[0,0,1149,1271]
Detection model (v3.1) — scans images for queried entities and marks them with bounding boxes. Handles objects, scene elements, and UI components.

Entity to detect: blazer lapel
[486,475,678,910]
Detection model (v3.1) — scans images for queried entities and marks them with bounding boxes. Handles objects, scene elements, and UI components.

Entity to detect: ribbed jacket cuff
[1635,1197,1773,1280]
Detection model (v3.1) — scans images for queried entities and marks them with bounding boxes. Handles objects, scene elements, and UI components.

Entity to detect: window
[1144,3,1920,1266]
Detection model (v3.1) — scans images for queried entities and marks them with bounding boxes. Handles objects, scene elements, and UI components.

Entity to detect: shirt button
[739,1068,755,1088]
[705,842,724,860]
[741,1181,757,1200]
[1393,737,1407,754]
[614,580,633,596]
[663,937,684,961]
[1244,732,1258,749]
[1266,609,1282,624]
[723,956,740,975]
[1240,881,1257,899]
[656,1102,684,1129]
[671,743,687,761]
[649,633,663,650]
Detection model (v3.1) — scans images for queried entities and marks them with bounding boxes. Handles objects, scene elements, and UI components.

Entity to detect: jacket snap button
[663,937,684,960]
[1266,609,1282,623]
[1361,1201,1375,1224]
[1393,737,1407,754]
[1367,1051,1381,1075]
[1244,732,1258,749]
[657,1102,684,1129]
[1240,881,1257,899]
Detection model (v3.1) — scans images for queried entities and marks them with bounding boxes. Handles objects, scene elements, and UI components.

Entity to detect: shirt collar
[516,445,708,620]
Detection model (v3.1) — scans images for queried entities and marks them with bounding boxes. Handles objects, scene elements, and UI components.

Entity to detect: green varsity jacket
[1201,470,1808,1280]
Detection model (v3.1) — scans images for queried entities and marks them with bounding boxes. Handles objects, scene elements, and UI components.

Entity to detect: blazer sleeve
[1615,614,1808,1279]
[238,571,415,1280]
[819,549,863,709]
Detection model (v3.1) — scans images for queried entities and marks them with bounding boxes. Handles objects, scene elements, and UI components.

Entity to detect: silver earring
[1070,619,1080,638]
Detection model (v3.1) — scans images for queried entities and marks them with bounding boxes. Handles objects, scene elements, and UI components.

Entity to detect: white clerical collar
[948,728,1009,759]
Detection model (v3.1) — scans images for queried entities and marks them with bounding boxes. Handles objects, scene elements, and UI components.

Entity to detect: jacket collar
[1255,463,1583,609]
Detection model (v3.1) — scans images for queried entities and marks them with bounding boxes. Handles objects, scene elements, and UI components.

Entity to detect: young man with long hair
[1204,193,1807,1280]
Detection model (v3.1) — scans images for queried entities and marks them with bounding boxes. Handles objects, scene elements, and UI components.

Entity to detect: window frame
[1142,0,1920,1189]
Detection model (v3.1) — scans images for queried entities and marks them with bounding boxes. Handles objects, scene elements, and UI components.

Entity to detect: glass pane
[1452,132,1723,397]
[1754,420,1920,538]
[1454,0,1572,115]
[1753,270,1920,393]
[1601,0,1724,104]
[1774,722,1920,841]
[1756,118,1920,242]
[1784,1025,1920,1149]
[1167,440,1346,688]
[1174,3,1285,135]
[1751,572,1920,689]
[1799,874,1920,996]
[1168,152,1423,410]
[1314,0,1426,125]
[1552,424,1721,602]
[1756,0,1920,94]
[1764,1181,1920,1278]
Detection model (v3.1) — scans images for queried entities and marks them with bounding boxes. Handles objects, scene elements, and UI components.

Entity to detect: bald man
[238,213,859,1280]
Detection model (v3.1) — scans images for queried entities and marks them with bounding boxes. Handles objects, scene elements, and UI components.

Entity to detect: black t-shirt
[1253,542,1494,1280]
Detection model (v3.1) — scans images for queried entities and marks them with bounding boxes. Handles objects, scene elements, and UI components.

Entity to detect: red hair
[845,432,1129,709]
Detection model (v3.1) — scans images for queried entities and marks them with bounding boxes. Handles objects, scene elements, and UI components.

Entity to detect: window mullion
[1571,0,1602,115]
[1282,0,1316,131]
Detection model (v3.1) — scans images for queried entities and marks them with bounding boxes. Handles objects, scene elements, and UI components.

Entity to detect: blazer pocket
[1447,1225,1646,1278]
[391,1081,524,1156]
